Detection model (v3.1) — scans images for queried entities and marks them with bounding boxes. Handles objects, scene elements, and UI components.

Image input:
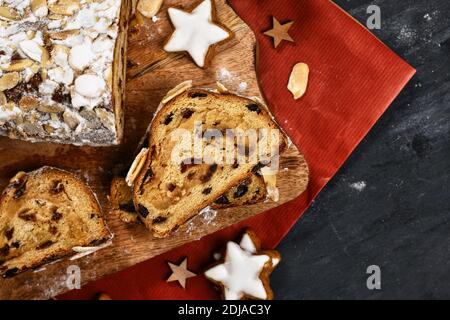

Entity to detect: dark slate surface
[273,0,450,299]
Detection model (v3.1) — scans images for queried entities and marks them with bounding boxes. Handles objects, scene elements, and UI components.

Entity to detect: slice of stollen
[0,167,110,277]
[130,83,286,238]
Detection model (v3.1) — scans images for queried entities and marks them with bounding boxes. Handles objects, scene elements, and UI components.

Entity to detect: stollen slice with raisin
[131,83,286,238]
[111,173,267,224]
[0,167,110,277]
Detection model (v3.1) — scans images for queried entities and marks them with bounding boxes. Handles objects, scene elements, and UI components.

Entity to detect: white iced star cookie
[239,230,281,268]
[164,0,232,68]
[205,230,281,300]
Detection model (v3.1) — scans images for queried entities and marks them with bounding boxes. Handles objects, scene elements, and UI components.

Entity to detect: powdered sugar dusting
[200,206,217,225]
[349,181,367,192]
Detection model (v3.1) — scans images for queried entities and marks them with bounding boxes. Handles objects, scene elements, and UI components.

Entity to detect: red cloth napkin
[60,0,415,300]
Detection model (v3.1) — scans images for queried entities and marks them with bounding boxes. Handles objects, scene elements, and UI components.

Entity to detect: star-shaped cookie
[167,258,197,289]
[239,230,281,269]
[164,0,232,68]
[263,17,295,48]
[205,237,279,300]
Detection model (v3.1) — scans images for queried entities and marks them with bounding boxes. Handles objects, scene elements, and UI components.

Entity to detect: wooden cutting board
[0,0,309,299]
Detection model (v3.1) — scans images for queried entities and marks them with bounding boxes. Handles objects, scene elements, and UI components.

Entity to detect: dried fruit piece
[0,7,20,21]
[3,59,34,72]
[0,72,20,91]
[287,62,309,100]
[137,0,163,18]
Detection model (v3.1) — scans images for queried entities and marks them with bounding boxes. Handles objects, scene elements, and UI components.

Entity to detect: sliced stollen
[111,174,267,224]
[130,83,286,237]
[0,167,110,277]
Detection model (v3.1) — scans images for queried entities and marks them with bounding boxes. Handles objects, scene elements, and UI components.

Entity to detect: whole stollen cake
[0,0,131,146]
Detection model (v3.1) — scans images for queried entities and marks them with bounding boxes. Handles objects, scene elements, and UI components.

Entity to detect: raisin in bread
[0,0,132,146]
[0,167,109,277]
[132,85,285,237]
[213,175,267,208]
[112,173,266,224]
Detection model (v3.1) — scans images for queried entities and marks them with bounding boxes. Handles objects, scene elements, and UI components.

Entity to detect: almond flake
[161,80,193,104]
[31,0,49,18]
[0,7,20,21]
[49,29,80,40]
[137,0,163,18]
[216,81,229,94]
[3,59,34,72]
[0,91,6,105]
[126,148,149,187]
[49,0,80,16]
[19,40,43,62]
[0,72,20,91]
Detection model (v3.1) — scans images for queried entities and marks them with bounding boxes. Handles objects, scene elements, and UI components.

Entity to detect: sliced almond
[30,63,40,74]
[2,59,34,72]
[41,68,48,81]
[37,103,64,113]
[216,81,229,94]
[26,30,36,40]
[49,29,80,40]
[19,40,46,63]
[0,91,6,105]
[161,80,192,105]
[0,72,20,91]
[31,0,49,17]
[63,109,79,130]
[19,96,39,112]
[105,65,112,90]
[0,7,20,21]
[137,0,163,18]
[95,108,114,130]
[126,148,149,187]
[49,0,80,16]
[40,45,49,66]
[4,101,16,112]
[48,13,64,20]
[287,62,309,100]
